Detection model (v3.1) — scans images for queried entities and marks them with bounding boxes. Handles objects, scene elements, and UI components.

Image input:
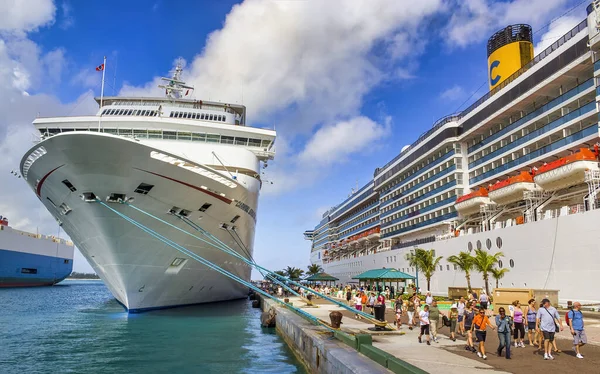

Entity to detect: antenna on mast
[158,58,194,99]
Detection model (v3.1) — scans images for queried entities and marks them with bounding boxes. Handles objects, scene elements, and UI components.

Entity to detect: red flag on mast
[96,63,105,71]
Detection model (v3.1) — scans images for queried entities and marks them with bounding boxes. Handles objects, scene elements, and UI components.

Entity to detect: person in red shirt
[471,307,496,360]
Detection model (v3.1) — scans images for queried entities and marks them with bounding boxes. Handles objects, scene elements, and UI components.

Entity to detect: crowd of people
[397,292,588,361]
[263,281,589,361]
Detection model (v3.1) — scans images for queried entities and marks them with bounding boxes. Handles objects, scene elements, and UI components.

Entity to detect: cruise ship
[0,216,74,287]
[306,5,600,305]
[19,64,276,312]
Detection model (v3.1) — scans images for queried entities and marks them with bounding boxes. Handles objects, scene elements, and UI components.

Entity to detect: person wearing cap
[536,298,563,360]
[449,304,459,341]
[567,302,586,359]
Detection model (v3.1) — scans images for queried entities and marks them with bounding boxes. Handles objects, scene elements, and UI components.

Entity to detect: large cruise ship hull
[20,132,257,312]
[317,209,600,305]
[0,228,73,287]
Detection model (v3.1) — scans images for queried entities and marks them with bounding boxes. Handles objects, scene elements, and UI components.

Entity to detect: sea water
[0,280,306,374]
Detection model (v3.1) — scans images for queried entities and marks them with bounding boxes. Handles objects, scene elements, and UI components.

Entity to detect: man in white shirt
[536,298,564,360]
[418,305,431,345]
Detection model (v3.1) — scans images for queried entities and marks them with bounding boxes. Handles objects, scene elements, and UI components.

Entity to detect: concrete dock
[287,296,508,373]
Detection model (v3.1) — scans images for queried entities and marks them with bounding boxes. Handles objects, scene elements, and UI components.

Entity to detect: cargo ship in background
[0,216,74,287]
[306,5,600,305]
[19,63,276,312]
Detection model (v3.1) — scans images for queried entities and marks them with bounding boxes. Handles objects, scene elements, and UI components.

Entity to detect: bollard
[252,299,260,308]
[329,311,343,329]
[284,298,290,303]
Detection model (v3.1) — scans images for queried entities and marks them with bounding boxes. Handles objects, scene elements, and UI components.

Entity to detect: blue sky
[0,0,588,275]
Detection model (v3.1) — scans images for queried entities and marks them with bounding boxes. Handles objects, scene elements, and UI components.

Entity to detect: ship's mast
[158,59,194,99]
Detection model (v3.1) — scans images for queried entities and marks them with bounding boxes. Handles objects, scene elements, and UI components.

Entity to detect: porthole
[496,237,503,249]
[509,259,514,268]
[476,240,482,250]
[468,242,473,252]
[498,260,503,268]
[486,238,492,250]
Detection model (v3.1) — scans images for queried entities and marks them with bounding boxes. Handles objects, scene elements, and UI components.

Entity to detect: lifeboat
[533,148,599,191]
[367,227,380,240]
[488,171,540,205]
[455,187,491,216]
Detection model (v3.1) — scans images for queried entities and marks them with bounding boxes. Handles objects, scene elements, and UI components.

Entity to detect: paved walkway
[287,297,508,373]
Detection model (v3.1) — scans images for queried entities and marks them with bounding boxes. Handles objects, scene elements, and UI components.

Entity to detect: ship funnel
[487,24,533,90]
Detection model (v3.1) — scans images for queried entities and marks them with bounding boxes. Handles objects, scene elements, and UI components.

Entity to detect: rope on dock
[95,200,334,330]
[121,201,390,328]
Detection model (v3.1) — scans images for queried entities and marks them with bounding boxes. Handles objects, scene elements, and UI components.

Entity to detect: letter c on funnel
[490,60,501,86]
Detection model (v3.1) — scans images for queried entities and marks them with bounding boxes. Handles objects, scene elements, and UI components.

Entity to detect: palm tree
[472,249,504,296]
[447,251,475,292]
[273,270,286,278]
[408,248,443,291]
[284,266,304,281]
[490,267,509,289]
[306,264,324,276]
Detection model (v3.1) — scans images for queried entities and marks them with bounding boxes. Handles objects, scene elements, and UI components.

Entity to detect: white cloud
[121,0,442,131]
[534,15,581,53]
[445,0,570,48]
[298,116,391,165]
[60,2,74,30]
[0,0,97,272]
[119,0,444,194]
[263,116,390,195]
[0,0,56,34]
[440,85,465,101]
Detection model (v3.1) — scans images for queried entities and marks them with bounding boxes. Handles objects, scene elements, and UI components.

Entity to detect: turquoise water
[0,280,306,374]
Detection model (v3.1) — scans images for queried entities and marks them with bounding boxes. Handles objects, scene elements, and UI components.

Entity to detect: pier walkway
[289,297,506,373]
[283,296,600,373]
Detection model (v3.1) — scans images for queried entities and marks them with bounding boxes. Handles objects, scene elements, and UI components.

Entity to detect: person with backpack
[567,302,586,359]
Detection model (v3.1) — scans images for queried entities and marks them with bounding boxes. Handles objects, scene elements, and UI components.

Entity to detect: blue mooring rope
[123,202,384,323]
[95,200,332,330]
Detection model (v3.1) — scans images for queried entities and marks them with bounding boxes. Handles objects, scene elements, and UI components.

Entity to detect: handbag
[543,307,560,332]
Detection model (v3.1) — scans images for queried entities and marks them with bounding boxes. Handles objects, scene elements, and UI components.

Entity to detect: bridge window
[206,134,220,143]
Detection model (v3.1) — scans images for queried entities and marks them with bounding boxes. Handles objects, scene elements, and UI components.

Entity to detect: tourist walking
[536,298,563,360]
[425,291,433,305]
[361,291,368,312]
[418,304,431,345]
[367,292,376,315]
[463,302,477,353]
[479,290,489,310]
[428,300,441,342]
[510,300,526,347]
[394,296,404,330]
[457,296,466,336]
[524,298,539,346]
[449,304,459,341]
[407,295,416,330]
[354,292,363,319]
[346,288,352,306]
[472,307,495,360]
[495,307,513,359]
[567,302,586,359]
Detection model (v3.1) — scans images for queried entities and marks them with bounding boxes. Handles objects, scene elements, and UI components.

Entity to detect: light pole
[410,248,419,293]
